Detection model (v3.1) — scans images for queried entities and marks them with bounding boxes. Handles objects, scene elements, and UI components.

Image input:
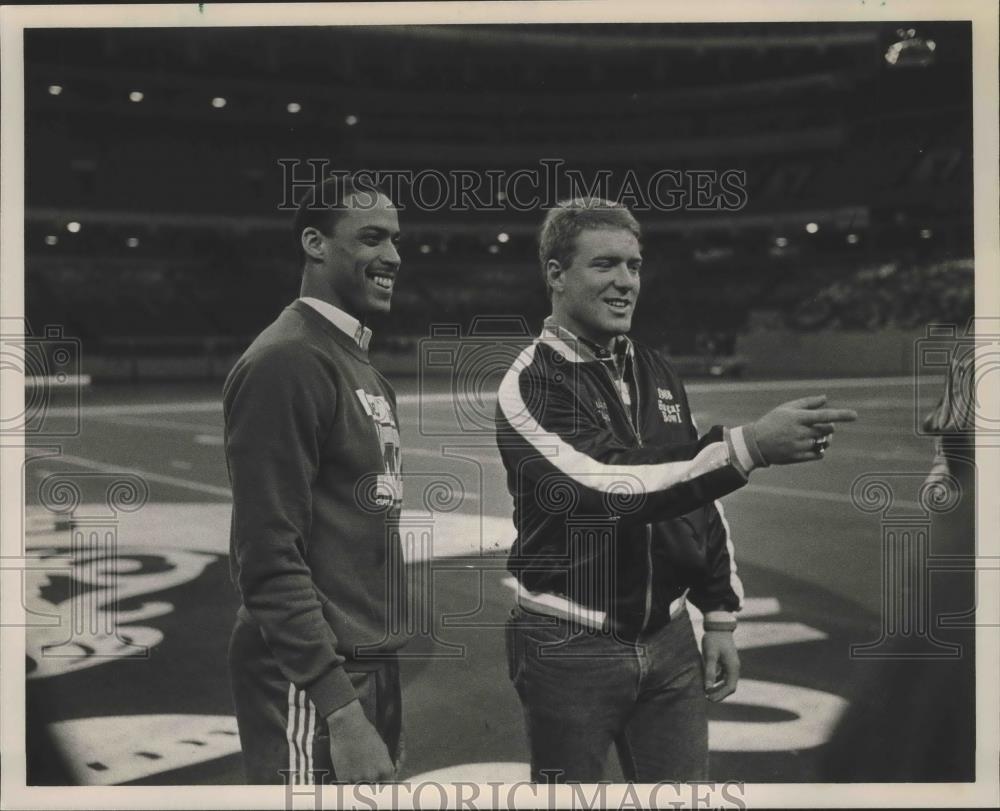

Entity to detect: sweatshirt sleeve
[495,357,748,525]
[223,342,357,718]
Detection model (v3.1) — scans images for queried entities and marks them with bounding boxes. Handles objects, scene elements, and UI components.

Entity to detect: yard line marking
[195,435,224,446]
[39,376,935,417]
[33,452,233,498]
[45,401,222,418]
[734,483,921,511]
[404,448,922,510]
[90,415,221,432]
[403,417,479,431]
[404,447,501,463]
[684,376,936,393]
[811,423,928,437]
[822,446,932,463]
[736,484,855,505]
[27,451,482,506]
[396,376,938,404]
[849,398,940,409]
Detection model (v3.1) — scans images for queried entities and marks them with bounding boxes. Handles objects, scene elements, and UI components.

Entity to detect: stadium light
[287,102,301,114]
[497,232,510,244]
[846,233,860,245]
[345,114,359,126]
[487,244,500,254]
[129,90,144,103]
[920,228,933,239]
[774,236,789,248]
[212,97,227,109]
[419,244,432,255]
[48,84,63,96]
[885,28,937,68]
[126,237,140,248]
[66,222,81,233]
[805,222,819,234]
[44,235,58,246]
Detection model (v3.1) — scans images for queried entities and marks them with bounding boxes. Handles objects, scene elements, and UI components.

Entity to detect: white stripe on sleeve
[712,499,745,610]
[497,342,732,495]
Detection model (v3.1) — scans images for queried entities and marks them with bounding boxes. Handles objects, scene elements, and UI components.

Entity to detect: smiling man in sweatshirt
[224,174,405,785]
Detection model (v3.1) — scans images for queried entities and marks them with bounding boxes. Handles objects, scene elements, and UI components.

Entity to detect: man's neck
[545,314,619,353]
[298,275,367,321]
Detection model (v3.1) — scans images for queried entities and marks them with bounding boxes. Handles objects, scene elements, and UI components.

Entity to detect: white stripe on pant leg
[296,688,309,785]
[286,684,301,784]
[304,698,316,783]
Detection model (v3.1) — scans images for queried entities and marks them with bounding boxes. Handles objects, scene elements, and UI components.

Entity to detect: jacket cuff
[305,666,358,719]
[724,426,755,477]
[739,423,770,468]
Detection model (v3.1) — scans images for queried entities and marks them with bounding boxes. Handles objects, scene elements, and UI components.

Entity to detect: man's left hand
[702,630,740,702]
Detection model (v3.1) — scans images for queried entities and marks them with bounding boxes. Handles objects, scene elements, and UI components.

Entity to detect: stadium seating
[24,22,973,374]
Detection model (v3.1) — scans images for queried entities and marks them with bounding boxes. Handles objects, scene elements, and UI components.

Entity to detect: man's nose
[612,264,638,289]
[382,242,401,268]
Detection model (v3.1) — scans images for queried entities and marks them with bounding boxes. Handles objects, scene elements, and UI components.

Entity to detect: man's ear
[300,227,327,262]
[546,259,566,294]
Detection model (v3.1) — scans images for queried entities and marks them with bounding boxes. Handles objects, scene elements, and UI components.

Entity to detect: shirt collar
[299,297,373,351]
[541,316,632,365]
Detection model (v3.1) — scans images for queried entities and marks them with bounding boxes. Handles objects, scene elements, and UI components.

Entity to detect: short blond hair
[537,198,641,298]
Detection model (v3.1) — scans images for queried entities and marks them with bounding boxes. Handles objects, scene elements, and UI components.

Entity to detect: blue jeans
[506,608,708,783]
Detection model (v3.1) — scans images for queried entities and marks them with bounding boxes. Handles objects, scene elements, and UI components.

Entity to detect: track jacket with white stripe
[495,320,748,636]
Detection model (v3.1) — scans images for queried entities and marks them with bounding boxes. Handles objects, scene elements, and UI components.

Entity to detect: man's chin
[604,315,632,334]
[366,298,392,315]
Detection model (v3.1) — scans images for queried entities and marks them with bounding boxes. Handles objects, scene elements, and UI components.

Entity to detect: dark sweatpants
[228,614,402,785]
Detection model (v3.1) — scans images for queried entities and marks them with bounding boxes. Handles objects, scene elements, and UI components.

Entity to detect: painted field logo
[25,546,215,679]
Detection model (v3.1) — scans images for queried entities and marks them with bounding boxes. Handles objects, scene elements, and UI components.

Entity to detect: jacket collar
[541,316,633,366]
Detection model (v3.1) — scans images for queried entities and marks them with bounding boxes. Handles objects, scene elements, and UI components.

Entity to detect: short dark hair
[537,198,642,298]
[293,172,393,265]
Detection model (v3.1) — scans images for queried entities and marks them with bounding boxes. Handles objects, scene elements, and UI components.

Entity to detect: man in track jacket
[496,198,857,782]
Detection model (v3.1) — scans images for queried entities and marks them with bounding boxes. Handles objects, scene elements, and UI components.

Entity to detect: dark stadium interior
[25,22,972,363]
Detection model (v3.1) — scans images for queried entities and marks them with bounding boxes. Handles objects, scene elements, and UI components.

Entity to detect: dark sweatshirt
[224,300,406,719]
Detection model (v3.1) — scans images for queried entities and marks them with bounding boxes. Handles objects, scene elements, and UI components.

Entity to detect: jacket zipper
[599,350,654,635]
